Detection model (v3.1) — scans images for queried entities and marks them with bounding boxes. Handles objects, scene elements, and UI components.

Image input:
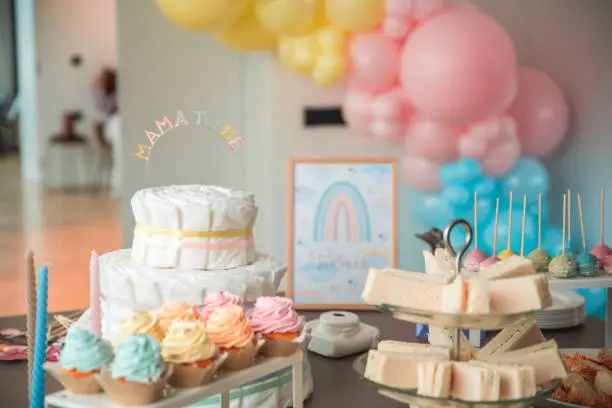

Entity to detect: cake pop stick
[577,194,599,277]
[592,188,612,260]
[550,193,577,279]
[521,194,527,256]
[578,195,587,252]
[25,250,36,401]
[567,189,572,248]
[465,192,488,272]
[480,198,501,268]
[528,195,552,273]
[499,192,516,259]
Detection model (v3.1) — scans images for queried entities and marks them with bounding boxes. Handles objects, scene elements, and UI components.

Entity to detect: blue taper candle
[30,265,48,408]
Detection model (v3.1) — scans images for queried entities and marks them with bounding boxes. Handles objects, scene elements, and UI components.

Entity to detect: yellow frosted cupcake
[116,311,164,344]
[162,320,222,387]
[206,305,259,370]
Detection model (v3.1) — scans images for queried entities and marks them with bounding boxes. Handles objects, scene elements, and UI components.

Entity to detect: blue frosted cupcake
[99,334,169,405]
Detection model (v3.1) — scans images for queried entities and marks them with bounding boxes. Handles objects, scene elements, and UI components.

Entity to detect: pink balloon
[402,155,442,192]
[342,88,413,143]
[405,119,457,163]
[383,0,447,38]
[507,67,569,157]
[348,33,401,93]
[458,116,520,176]
[342,89,372,132]
[400,8,518,124]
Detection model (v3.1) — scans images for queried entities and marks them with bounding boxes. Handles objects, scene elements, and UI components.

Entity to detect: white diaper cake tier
[100,249,286,343]
[131,185,258,270]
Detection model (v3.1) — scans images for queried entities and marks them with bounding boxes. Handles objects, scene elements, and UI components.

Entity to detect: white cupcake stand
[44,350,304,408]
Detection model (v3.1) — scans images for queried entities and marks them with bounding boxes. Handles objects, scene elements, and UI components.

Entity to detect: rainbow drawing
[360,250,393,268]
[313,181,371,242]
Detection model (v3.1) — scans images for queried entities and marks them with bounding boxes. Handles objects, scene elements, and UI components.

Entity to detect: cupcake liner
[44,363,102,394]
[222,338,265,371]
[97,366,171,406]
[168,354,227,388]
[261,330,309,357]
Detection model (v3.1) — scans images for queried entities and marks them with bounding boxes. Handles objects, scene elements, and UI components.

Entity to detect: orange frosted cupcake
[116,311,164,344]
[250,297,304,357]
[158,302,200,332]
[206,305,259,370]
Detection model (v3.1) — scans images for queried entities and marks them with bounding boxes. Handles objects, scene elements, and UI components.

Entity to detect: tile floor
[0,156,122,317]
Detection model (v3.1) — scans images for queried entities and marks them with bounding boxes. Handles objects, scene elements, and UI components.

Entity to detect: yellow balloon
[312,51,346,86]
[325,0,384,32]
[255,0,320,36]
[278,36,318,76]
[215,5,277,51]
[156,0,248,32]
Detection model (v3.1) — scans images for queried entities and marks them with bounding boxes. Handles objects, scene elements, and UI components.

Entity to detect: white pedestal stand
[45,351,304,408]
[548,275,612,349]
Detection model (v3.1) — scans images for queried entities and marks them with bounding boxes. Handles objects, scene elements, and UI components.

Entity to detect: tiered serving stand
[44,350,305,408]
[354,219,561,408]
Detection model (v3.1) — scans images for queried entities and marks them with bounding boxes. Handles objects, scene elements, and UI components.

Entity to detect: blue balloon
[440,158,482,186]
[482,206,538,255]
[474,176,499,198]
[542,226,563,256]
[573,288,606,320]
[501,157,550,200]
[476,198,496,225]
[411,191,454,229]
[442,185,471,209]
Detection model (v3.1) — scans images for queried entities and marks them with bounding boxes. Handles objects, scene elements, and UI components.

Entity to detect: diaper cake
[100,185,286,343]
[94,185,312,407]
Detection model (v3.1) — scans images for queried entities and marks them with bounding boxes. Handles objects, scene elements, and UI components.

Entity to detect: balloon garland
[155,0,603,318]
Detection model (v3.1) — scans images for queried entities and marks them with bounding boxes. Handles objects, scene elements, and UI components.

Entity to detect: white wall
[15,0,38,180]
[36,0,116,148]
[118,0,612,272]
[0,0,14,99]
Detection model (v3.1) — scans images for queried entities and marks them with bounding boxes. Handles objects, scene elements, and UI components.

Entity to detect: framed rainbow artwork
[287,158,398,310]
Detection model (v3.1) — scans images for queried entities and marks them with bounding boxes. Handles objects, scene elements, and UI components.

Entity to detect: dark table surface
[0,311,605,408]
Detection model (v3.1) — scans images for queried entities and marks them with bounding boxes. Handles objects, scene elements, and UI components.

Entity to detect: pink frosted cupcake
[251,297,304,357]
[198,291,242,322]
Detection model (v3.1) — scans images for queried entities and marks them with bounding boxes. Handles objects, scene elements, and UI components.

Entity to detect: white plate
[536,291,586,329]
[540,291,585,312]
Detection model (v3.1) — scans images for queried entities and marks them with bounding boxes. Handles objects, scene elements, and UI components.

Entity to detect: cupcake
[116,310,164,344]
[98,334,168,406]
[48,327,112,394]
[158,302,200,332]
[206,305,260,370]
[162,321,223,387]
[251,297,305,357]
[198,291,243,322]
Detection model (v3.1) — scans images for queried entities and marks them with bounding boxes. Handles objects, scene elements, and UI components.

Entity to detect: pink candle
[90,250,101,335]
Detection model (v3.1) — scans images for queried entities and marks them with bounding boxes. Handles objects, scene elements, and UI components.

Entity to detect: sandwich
[477,319,546,359]
[479,255,536,280]
[451,362,501,401]
[428,326,477,362]
[362,268,450,310]
[364,349,448,389]
[417,361,452,397]
[469,361,537,399]
[442,277,491,314]
[489,274,553,313]
[423,249,456,281]
[479,340,568,386]
[377,340,451,359]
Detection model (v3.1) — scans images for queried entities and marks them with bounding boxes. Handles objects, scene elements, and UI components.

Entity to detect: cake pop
[559,189,579,257]
[465,191,488,272]
[498,192,517,260]
[591,188,612,261]
[480,198,501,268]
[549,194,577,279]
[528,194,552,273]
[576,194,599,277]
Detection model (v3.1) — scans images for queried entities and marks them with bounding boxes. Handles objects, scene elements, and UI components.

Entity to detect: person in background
[92,68,119,195]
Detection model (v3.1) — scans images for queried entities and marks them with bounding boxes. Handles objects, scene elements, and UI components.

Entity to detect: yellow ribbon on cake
[135,223,252,239]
